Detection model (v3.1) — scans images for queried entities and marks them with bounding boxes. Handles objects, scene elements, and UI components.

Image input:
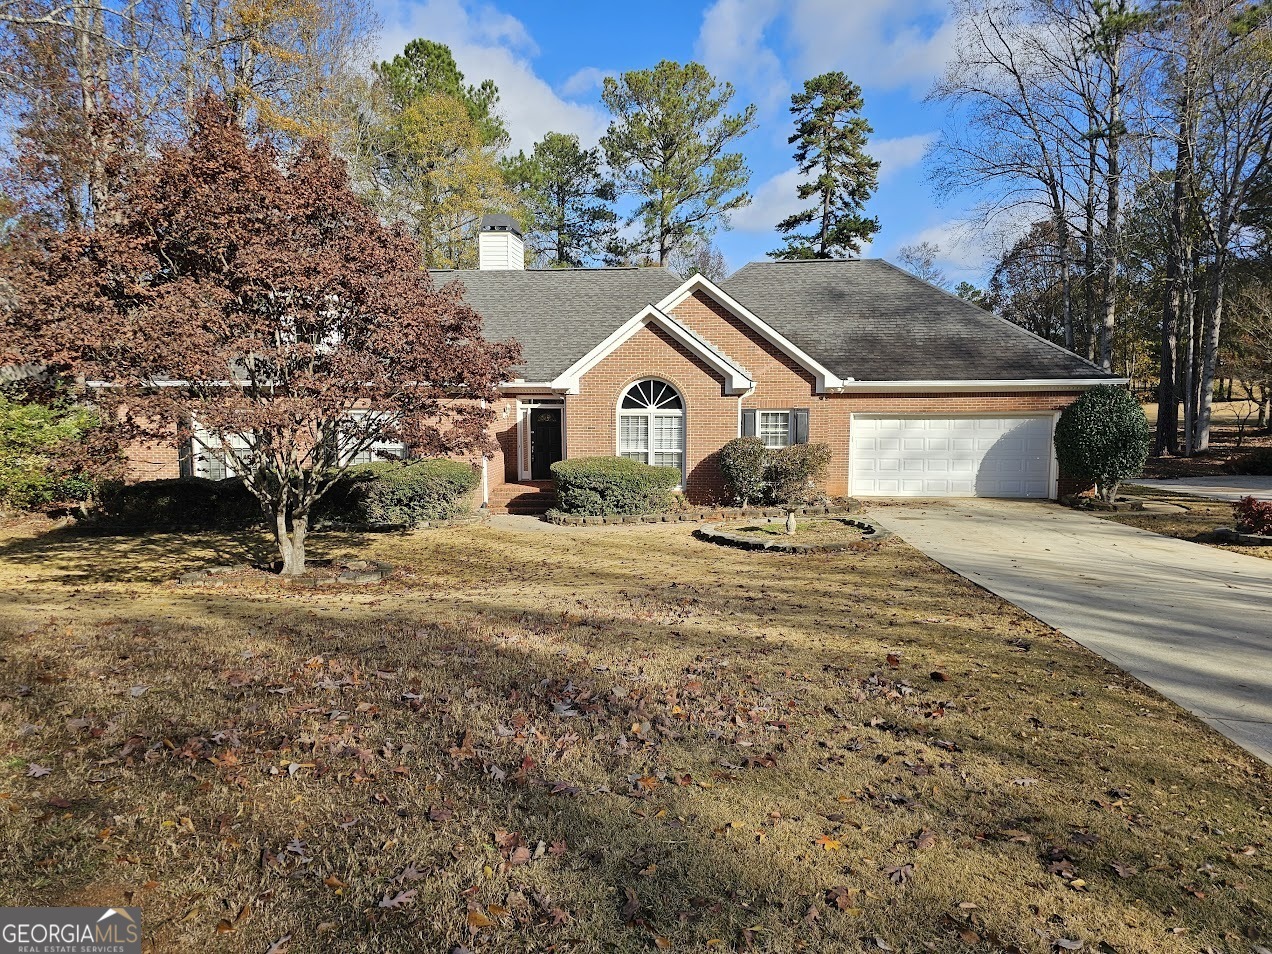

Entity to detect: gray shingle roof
[722,259,1112,382]
[430,267,684,382]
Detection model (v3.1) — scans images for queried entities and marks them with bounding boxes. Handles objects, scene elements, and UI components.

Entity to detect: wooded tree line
[0,0,885,279]
[926,0,1272,454]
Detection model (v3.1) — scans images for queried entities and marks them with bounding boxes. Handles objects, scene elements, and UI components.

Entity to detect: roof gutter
[826,378,1126,393]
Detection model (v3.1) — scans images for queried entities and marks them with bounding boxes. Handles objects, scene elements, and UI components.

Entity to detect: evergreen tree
[373,39,507,147]
[601,60,756,265]
[502,132,618,267]
[773,72,880,259]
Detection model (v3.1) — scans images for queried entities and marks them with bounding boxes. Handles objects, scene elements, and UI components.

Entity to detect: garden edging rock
[696,516,892,553]
[545,501,860,527]
[1214,527,1272,546]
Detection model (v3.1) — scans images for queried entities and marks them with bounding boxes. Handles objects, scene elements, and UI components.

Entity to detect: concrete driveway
[869,500,1272,764]
[1130,475,1272,501]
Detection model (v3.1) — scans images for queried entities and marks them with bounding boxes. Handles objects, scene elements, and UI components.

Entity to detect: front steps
[488,480,555,515]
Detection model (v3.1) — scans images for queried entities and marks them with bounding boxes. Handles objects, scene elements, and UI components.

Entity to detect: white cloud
[560,66,610,99]
[730,133,935,235]
[695,0,788,114]
[375,0,607,152]
[873,132,936,181]
[785,0,955,92]
[890,218,991,276]
[730,167,802,234]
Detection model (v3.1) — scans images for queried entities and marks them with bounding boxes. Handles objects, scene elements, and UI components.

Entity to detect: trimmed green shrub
[764,442,832,505]
[1054,385,1149,502]
[551,456,680,515]
[317,459,479,527]
[719,437,767,506]
[94,477,261,530]
[718,438,833,507]
[1224,448,1272,476]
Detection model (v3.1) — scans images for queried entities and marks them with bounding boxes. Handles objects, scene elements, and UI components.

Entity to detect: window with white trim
[618,379,684,480]
[343,410,408,465]
[758,410,791,449]
[191,423,253,480]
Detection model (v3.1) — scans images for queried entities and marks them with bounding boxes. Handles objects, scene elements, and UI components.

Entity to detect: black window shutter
[792,408,810,444]
[741,409,757,437]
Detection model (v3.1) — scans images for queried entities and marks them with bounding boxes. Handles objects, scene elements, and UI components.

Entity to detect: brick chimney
[478,214,524,270]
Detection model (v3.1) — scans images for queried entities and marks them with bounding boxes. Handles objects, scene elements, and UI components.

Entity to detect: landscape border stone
[1214,527,1272,546]
[545,501,860,527]
[1060,494,1144,512]
[694,516,892,553]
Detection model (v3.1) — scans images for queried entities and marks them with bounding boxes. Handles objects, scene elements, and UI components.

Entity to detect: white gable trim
[550,304,754,395]
[655,274,847,393]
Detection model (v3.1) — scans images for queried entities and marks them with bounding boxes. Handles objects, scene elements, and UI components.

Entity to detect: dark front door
[530,408,563,480]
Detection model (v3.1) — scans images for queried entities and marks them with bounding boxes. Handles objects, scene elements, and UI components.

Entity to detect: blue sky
[373,0,989,283]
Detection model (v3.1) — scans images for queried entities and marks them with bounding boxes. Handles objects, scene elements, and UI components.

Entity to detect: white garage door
[850,414,1055,498]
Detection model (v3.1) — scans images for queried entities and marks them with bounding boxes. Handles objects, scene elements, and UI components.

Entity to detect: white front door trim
[515,398,565,481]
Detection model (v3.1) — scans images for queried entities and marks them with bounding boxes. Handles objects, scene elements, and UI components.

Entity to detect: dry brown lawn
[0,516,1268,953]
[1100,487,1272,562]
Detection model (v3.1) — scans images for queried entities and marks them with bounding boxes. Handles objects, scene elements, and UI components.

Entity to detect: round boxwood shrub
[1054,385,1149,502]
[719,438,833,507]
[719,437,767,506]
[1224,448,1272,476]
[317,459,479,528]
[764,442,832,505]
[551,456,680,516]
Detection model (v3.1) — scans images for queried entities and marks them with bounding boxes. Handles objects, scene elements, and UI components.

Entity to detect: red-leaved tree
[3,95,518,575]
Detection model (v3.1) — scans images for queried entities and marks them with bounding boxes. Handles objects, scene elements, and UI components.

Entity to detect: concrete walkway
[869,500,1272,764]
[1130,475,1272,501]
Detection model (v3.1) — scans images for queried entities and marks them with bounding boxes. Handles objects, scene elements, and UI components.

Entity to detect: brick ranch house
[126,216,1120,511]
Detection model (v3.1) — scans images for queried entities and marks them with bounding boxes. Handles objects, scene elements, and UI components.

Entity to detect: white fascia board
[831,378,1127,393]
[655,273,846,392]
[498,380,562,394]
[550,304,754,395]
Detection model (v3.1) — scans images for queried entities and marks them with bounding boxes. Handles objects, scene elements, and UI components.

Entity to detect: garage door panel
[851,414,1054,499]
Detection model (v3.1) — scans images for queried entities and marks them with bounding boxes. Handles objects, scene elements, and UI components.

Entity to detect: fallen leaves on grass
[378,889,417,910]
[882,864,914,884]
[1110,861,1137,879]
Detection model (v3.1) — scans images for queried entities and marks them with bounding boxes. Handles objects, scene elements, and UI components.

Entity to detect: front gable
[656,275,846,394]
[550,304,753,395]
[545,273,846,399]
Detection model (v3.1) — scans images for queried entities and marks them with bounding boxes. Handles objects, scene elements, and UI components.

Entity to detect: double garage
[847,413,1058,499]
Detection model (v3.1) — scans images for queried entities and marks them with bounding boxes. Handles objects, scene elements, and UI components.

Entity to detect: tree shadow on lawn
[1,583,1268,952]
[0,523,381,585]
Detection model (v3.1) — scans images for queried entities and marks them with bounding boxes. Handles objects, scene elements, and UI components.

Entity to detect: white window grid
[758,410,791,449]
[343,411,407,465]
[617,379,685,484]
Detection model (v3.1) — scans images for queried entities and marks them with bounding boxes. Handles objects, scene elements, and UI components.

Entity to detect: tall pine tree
[502,132,618,267]
[773,72,880,260]
[601,60,756,266]
[373,39,508,147]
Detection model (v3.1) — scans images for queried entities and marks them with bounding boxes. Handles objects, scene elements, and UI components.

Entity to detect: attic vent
[479,214,524,270]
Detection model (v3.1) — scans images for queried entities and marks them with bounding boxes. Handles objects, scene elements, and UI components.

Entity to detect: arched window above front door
[618,378,684,481]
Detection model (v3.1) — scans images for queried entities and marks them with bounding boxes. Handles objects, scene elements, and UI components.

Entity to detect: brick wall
[566,322,737,501]
[123,423,183,481]
[558,290,1087,502]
